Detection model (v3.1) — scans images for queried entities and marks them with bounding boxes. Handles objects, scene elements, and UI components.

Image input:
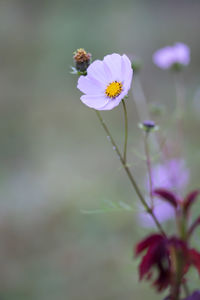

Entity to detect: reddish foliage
[135,234,200,292]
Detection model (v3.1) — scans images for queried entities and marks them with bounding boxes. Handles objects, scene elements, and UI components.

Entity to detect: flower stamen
[105,81,123,99]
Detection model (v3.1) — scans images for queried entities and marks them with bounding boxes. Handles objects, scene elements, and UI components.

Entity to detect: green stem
[171,211,189,299]
[174,72,185,155]
[171,249,186,300]
[144,132,154,209]
[174,73,185,120]
[122,99,128,164]
[95,110,166,236]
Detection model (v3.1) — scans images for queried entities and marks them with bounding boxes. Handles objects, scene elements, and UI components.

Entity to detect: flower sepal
[171,62,185,72]
[70,66,87,76]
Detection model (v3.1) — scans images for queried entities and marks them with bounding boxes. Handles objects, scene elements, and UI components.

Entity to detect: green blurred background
[0,0,200,299]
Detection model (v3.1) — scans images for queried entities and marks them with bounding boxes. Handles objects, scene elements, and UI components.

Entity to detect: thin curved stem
[174,73,185,120]
[174,72,185,155]
[95,110,166,236]
[122,99,128,164]
[144,132,154,209]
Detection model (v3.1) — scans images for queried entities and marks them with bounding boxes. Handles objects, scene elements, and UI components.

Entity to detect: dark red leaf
[184,190,200,214]
[153,188,178,208]
[135,234,171,292]
[188,217,200,237]
[168,237,187,253]
[189,249,200,275]
[139,246,156,279]
[135,234,164,255]
[153,268,171,292]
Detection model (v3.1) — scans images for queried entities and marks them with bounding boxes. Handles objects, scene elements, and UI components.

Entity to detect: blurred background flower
[153,43,190,69]
[138,159,190,226]
[149,159,190,193]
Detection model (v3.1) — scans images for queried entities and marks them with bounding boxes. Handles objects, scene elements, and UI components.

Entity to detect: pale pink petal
[121,54,133,90]
[103,53,123,81]
[80,94,108,109]
[78,76,104,95]
[101,89,128,110]
[87,60,108,85]
[100,97,122,110]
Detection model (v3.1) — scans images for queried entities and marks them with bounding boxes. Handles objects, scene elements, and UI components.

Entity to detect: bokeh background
[1,0,200,299]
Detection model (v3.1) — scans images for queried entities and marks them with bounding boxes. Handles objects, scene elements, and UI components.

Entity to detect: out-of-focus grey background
[0,0,200,299]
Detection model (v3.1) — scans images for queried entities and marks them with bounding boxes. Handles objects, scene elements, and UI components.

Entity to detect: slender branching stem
[95,109,190,298]
[122,99,128,164]
[95,110,166,236]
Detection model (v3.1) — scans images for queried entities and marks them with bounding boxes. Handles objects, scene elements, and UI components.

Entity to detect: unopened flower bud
[73,48,91,73]
[138,120,159,133]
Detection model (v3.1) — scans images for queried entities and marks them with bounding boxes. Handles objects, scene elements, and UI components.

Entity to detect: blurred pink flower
[77,53,133,110]
[138,159,190,227]
[150,159,190,192]
[153,43,190,69]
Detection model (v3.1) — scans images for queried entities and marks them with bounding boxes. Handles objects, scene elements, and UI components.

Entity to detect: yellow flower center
[105,81,123,99]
